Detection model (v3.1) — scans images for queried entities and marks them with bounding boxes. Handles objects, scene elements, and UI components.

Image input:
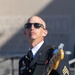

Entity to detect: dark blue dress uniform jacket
[19,43,70,75]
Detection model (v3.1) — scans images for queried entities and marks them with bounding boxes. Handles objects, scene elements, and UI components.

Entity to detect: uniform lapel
[29,43,47,67]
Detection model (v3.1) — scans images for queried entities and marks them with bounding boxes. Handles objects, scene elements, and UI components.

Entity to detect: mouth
[28,32,36,39]
[30,32,36,35]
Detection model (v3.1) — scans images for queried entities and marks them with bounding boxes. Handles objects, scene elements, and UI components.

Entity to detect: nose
[31,24,35,29]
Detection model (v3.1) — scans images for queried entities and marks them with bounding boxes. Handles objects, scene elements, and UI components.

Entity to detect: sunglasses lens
[34,23,41,28]
[25,23,32,29]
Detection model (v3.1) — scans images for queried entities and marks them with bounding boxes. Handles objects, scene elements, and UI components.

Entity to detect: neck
[29,39,44,48]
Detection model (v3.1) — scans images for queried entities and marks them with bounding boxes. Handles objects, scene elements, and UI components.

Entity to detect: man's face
[24,16,48,41]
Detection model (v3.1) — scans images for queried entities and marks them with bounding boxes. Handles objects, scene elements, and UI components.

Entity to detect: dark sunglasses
[24,23,44,29]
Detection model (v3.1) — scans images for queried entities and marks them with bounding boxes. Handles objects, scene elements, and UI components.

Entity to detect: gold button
[29,69,32,72]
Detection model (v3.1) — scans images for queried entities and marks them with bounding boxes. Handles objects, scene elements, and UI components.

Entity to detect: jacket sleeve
[56,53,70,75]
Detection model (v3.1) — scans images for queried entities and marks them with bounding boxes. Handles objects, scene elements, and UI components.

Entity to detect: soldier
[19,16,70,75]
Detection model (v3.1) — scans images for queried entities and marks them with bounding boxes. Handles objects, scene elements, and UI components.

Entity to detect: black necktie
[27,50,33,60]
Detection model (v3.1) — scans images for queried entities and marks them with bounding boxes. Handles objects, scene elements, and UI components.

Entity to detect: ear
[42,30,48,37]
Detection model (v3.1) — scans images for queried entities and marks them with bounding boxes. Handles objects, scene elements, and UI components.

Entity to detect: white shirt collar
[29,41,44,57]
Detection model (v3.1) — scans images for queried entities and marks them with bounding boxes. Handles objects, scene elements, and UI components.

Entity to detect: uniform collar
[29,41,44,57]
